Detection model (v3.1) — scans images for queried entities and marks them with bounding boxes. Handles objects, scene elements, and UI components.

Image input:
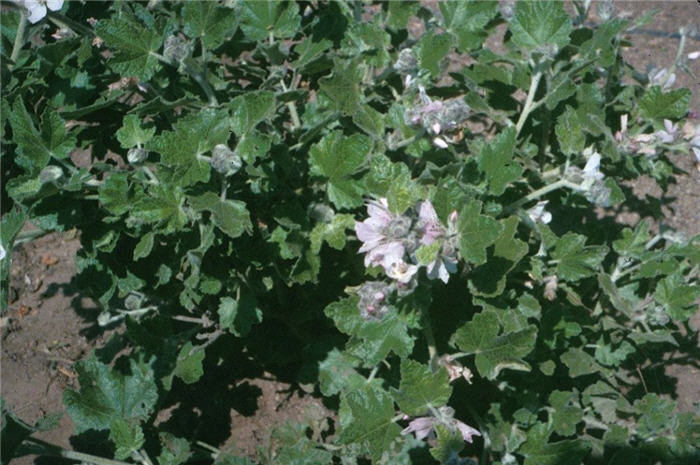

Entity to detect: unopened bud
[124,294,142,310]
[127,147,148,164]
[40,165,63,183]
[394,48,417,74]
[163,35,190,64]
[211,144,243,176]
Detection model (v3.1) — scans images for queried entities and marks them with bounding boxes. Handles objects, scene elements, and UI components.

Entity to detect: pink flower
[14,0,63,24]
[654,119,678,144]
[355,198,410,273]
[418,201,445,245]
[417,201,458,283]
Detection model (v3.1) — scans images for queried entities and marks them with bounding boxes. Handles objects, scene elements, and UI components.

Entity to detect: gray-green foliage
[2,1,699,464]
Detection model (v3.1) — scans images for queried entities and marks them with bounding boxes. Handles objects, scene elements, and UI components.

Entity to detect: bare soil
[2,2,700,464]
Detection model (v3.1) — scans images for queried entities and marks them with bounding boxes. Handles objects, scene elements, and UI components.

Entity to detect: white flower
[16,0,64,24]
[688,50,700,61]
[582,151,604,186]
[386,261,419,284]
[355,198,411,274]
[401,407,481,444]
[432,137,449,149]
[648,67,676,91]
[526,200,552,224]
[0,244,6,261]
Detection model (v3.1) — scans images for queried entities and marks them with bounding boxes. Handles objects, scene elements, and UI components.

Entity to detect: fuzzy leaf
[158,433,192,465]
[189,192,252,239]
[131,186,187,234]
[509,1,572,52]
[116,114,155,149]
[230,91,276,137]
[173,342,205,384]
[318,349,364,397]
[458,199,503,265]
[64,355,157,434]
[309,214,355,253]
[654,273,700,321]
[10,99,75,173]
[218,292,263,337]
[440,1,498,51]
[555,106,585,156]
[430,424,465,462]
[450,310,537,379]
[149,109,231,187]
[552,233,608,281]
[238,1,300,41]
[417,32,454,77]
[639,86,691,120]
[109,418,145,460]
[478,126,521,195]
[182,2,237,49]
[309,132,370,209]
[133,232,155,261]
[339,385,402,462]
[560,348,600,377]
[392,359,452,416]
[95,8,162,80]
[549,390,583,436]
[319,59,364,114]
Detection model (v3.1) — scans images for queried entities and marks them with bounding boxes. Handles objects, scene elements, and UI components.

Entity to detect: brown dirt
[3,3,700,464]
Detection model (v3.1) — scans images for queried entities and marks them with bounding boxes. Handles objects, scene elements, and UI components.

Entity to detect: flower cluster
[404,86,470,149]
[355,198,459,285]
[12,0,63,24]
[566,148,612,207]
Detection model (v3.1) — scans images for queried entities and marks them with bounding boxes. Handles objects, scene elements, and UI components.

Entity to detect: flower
[688,50,700,61]
[654,119,679,144]
[577,149,612,207]
[439,355,474,384]
[386,261,419,284]
[355,198,411,273]
[417,201,458,283]
[402,407,481,443]
[648,67,676,91]
[15,0,64,24]
[526,200,552,224]
[0,244,6,261]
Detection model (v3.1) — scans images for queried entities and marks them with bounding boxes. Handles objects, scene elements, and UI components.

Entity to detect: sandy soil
[2,2,700,464]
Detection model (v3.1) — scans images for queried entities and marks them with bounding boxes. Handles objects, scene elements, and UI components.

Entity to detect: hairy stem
[515,70,543,136]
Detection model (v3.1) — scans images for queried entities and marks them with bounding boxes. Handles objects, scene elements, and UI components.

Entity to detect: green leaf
[236,130,272,163]
[612,221,650,259]
[189,192,252,239]
[469,216,528,297]
[230,91,276,137]
[116,114,155,149]
[415,242,442,266]
[10,99,75,173]
[457,199,503,265]
[157,433,192,465]
[182,2,237,49]
[560,348,600,377]
[309,131,370,210]
[218,291,262,337]
[545,73,577,110]
[324,297,414,365]
[549,391,583,436]
[430,424,465,462]
[319,58,364,115]
[509,1,572,52]
[318,349,364,397]
[238,1,300,41]
[133,232,155,261]
[555,106,585,156]
[64,354,157,434]
[392,359,452,416]
[639,86,691,120]
[450,310,537,379]
[131,185,187,234]
[149,109,231,187]
[339,385,402,462]
[109,418,145,460]
[292,37,332,70]
[520,424,591,465]
[552,233,608,281]
[440,1,499,52]
[634,394,676,438]
[478,126,521,195]
[309,214,355,253]
[654,273,700,321]
[173,342,205,384]
[342,22,391,67]
[99,172,130,216]
[417,32,454,77]
[95,7,162,80]
[387,1,419,30]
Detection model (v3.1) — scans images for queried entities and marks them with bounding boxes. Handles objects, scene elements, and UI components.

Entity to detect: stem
[391,128,426,150]
[465,405,491,465]
[501,179,582,216]
[141,166,160,185]
[23,437,134,465]
[10,11,27,68]
[47,11,95,37]
[171,314,209,325]
[280,79,301,130]
[366,365,379,384]
[515,70,543,136]
[195,441,220,456]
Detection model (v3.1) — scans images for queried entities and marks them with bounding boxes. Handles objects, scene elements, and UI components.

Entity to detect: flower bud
[40,165,63,183]
[211,144,242,176]
[394,48,417,74]
[124,294,142,310]
[163,35,191,64]
[127,147,148,164]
